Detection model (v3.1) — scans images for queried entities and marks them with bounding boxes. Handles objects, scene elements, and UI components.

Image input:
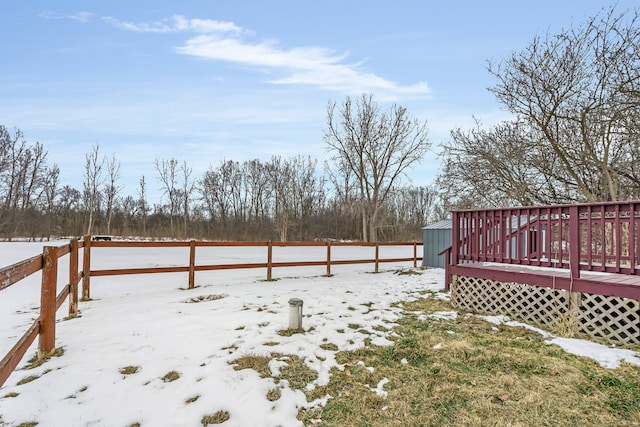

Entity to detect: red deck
[447,201,640,301]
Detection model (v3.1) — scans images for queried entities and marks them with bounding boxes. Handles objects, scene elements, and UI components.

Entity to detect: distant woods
[0,118,439,242]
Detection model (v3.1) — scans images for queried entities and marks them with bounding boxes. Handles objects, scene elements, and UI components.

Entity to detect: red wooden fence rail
[0,239,83,388]
[0,238,422,386]
[85,240,422,296]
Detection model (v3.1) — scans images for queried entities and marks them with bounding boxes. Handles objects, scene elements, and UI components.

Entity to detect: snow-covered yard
[0,241,638,426]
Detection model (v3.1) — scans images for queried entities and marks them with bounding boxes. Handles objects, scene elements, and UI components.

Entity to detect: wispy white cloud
[39,11,94,23]
[102,15,242,35]
[105,15,430,97]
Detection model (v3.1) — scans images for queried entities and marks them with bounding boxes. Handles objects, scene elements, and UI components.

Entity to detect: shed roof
[423,219,452,230]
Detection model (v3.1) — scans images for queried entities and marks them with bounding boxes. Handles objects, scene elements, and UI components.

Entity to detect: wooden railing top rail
[0,254,43,291]
[0,241,79,291]
[90,240,421,247]
[452,199,640,214]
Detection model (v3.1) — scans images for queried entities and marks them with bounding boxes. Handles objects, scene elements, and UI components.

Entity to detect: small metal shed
[422,219,452,268]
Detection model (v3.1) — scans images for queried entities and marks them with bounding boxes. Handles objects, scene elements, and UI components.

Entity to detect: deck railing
[0,238,421,387]
[452,200,640,279]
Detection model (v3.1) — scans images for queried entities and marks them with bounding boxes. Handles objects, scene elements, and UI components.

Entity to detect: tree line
[0,137,439,241]
[0,95,437,241]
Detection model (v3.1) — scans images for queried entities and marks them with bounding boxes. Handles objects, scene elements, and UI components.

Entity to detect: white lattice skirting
[451,275,640,347]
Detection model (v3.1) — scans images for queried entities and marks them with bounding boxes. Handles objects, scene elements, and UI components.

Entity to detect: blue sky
[1,1,633,200]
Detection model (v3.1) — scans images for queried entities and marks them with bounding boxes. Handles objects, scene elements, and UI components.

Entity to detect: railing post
[188,240,196,289]
[267,241,273,281]
[444,247,452,290]
[375,243,379,273]
[326,242,332,276]
[69,239,79,318]
[82,235,91,300]
[452,212,460,266]
[39,246,58,358]
[569,205,580,279]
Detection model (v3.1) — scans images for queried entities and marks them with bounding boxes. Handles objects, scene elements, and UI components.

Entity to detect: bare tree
[179,160,196,237]
[487,6,640,202]
[243,159,271,223]
[155,158,180,237]
[266,156,295,242]
[42,164,60,238]
[324,93,430,241]
[438,119,576,209]
[58,185,83,236]
[104,153,122,234]
[289,156,326,241]
[324,158,359,239]
[83,144,105,235]
[0,127,52,238]
[137,176,149,236]
[200,159,243,238]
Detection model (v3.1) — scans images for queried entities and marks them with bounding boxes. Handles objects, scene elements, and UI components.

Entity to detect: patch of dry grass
[298,296,640,426]
[185,395,200,404]
[394,268,423,275]
[201,410,230,425]
[267,387,281,401]
[119,366,140,375]
[16,375,41,386]
[320,343,339,351]
[230,353,318,392]
[278,355,318,390]
[24,347,64,370]
[230,353,273,378]
[161,370,180,382]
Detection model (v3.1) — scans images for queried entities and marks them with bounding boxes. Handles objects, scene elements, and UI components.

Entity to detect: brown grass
[24,347,64,370]
[267,387,281,401]
[201,410,230,425]
[230,353,273,378]
[230,353,318,392]
[161,370,180,382]
[119,366,140,375]
[298,296,640,426]
[185,395,200,404]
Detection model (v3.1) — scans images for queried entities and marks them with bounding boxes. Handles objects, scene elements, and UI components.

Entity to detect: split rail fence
[0,237,421,387]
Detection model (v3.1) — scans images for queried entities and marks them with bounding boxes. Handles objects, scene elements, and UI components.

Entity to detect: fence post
[267,241,273,281]
[39,246,58,358]
[188,240,196,289]
[568,291,582,336]
[69,239,79,318]
[375,243,379,273]
[82,235,91,300]
[413,242,417,268]
[326,242,332,276]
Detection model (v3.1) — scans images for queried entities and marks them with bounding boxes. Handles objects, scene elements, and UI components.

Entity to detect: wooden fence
[0,239,83,387]
[0,237,421,387]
